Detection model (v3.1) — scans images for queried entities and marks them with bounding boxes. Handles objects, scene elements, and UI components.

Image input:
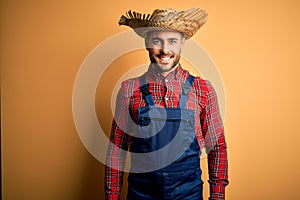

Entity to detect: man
[105,8,229,200]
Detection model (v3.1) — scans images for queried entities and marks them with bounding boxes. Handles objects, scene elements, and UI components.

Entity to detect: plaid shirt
[105,64,229,200]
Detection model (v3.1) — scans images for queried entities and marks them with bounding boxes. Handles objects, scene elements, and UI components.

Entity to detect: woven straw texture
[119,8,208,39]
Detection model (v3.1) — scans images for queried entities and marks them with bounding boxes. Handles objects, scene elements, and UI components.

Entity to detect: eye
[152,39,161,45]
[169,39,178,45]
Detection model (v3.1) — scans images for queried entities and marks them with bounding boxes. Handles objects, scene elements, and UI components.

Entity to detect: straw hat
[119,8,208,39]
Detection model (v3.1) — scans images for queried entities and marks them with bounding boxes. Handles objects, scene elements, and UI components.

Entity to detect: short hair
[145,30,185,39]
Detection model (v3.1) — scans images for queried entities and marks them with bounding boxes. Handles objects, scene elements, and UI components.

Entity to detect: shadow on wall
[78,159,129,199]
[77,138,129,200]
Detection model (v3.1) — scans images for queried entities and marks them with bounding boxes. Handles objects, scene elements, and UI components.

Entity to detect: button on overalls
[128,74,203,200]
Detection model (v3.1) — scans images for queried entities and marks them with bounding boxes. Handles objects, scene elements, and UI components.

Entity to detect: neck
[159,63,180,77]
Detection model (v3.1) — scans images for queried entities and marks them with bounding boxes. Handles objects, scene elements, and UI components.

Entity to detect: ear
[181,36,186,48]
[144,37,150,51]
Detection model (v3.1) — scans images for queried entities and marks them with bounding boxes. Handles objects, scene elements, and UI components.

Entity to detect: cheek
[149,48,160,55]
[172,46,182,56]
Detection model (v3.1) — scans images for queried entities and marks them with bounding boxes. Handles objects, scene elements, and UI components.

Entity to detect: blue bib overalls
[128,75,203,200]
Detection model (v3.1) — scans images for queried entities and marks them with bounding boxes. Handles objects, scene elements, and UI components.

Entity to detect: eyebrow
[152,37,161,41]
[152,37,179,41]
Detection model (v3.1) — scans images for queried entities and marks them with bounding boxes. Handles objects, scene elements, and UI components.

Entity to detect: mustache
[156,53,175,58]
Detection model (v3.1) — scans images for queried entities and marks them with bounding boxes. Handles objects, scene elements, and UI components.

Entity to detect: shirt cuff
[209,184,226,200]
[105,192,120,200]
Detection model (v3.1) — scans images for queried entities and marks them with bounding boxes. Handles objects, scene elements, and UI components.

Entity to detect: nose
[160,43,171,54]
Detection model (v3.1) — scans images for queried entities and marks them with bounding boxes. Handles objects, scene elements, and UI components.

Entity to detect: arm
[201,80,229,200]
[105,82,131,200]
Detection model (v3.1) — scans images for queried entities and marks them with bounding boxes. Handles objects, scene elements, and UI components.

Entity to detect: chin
[155,63,175,72]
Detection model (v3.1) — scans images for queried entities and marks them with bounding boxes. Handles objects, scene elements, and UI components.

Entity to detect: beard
[149,51,181,73]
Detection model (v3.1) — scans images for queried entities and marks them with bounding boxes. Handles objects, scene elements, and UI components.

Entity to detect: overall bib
[128,75,203,200]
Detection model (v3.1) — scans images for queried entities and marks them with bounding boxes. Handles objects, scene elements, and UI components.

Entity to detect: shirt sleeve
[200,80,229,200]
[104,81,132,200]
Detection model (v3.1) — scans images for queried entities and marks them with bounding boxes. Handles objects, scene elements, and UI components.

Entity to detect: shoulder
[193,77,216,92]
[179,66,211,92]
[118,75,143,97]
[191,74,214,94]
[190,75,217,106]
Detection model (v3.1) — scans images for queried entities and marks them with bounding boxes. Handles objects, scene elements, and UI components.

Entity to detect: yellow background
[2,0,300,199]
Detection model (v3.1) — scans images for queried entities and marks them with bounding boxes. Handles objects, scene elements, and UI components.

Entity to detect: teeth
[161,57,171,61]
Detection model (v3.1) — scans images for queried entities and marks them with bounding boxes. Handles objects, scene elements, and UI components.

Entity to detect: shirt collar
[147,63,187,81]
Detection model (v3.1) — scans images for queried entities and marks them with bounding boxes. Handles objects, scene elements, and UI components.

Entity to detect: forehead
[146,30,183,39]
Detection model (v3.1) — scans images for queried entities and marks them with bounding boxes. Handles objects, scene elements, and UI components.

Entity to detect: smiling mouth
[158,55,174,61]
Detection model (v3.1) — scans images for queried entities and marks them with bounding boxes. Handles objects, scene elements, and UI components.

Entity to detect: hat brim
[119,8,208,39]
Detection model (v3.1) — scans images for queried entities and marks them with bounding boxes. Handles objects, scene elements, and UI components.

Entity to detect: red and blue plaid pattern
[105,64,229,200]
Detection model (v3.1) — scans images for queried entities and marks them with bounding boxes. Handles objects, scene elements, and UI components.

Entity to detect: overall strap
[139,74,155,106]
[178,75,195,109]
